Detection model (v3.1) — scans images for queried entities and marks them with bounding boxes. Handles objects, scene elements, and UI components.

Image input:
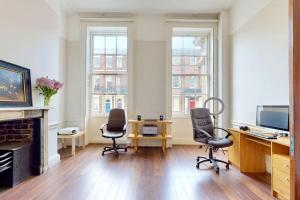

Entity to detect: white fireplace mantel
[0,107,50,172]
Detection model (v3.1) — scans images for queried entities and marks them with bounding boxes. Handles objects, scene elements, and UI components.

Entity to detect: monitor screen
[256,105,289,131]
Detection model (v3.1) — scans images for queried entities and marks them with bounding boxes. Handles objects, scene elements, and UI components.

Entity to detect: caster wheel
[196,158,200,162]
[226,164,230,170]
[102,152,104,156]
[215,168,219,175]
[125,148,127,152]
[196,164,200,169]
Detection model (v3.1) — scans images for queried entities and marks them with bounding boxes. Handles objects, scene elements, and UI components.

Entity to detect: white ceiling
[61,0,235,14]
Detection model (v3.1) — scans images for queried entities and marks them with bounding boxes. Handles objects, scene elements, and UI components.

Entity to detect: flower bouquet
[36,77,63,106]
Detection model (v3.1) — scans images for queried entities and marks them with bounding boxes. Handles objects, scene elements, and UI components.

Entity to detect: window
[171,27,212,115]
[172,96,180,112]
[90,27,128,115]
[172,76,181,88]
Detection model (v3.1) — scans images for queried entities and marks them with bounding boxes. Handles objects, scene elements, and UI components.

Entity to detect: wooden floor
[0,145,275,200]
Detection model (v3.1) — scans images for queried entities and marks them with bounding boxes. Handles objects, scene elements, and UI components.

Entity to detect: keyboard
[247,131,277,139]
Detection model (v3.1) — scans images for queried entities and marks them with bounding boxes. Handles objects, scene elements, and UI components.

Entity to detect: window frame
[84,22,133,118]
[90,30,128,116]
[166,23,218,119]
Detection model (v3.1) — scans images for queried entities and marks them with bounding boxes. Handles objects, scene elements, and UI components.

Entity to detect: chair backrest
[107,109,126,132]
[190,108,214,142]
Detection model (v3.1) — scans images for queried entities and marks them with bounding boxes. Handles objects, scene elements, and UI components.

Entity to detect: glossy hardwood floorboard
[0,144,275,200]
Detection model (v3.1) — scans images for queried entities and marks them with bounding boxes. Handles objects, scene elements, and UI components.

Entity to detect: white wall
[133,15,166,119]
[229,0,289,125]
[65,14,222,145]
[0,0,67,165]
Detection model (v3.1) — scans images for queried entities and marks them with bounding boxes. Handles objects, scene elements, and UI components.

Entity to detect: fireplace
[0,108,49,187]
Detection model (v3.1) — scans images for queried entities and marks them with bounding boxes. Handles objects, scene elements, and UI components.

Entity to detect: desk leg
[133,124,139,152]
[135,137,139,152]
[162,139,166,153]
[162,124,167,153]
[72,137,76,156]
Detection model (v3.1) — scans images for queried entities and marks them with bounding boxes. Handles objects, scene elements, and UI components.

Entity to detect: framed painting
[0,60,32,107]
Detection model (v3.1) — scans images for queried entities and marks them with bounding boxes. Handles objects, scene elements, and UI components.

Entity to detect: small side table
[58,131,85,156]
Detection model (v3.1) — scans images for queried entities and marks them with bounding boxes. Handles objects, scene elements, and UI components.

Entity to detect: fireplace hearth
[0,108,49,188]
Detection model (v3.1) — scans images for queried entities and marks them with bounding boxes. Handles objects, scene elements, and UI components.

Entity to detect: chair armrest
[123,124,127,132]
[214,127,232,138]
[194,128,213,139]
[100,123,108,134]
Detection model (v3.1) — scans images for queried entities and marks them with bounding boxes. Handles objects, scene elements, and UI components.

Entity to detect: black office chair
[190,108,233,174]
[100,108,127,156]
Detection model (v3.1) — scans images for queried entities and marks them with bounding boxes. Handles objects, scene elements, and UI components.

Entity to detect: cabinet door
[228,130,240,168]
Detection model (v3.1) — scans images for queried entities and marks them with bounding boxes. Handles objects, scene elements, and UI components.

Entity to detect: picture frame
[0,60,32,107]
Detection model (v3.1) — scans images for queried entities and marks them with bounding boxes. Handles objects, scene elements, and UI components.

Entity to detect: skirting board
[48,153,60,168]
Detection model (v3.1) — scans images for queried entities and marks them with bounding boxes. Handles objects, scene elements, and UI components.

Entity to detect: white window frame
[172,95,181,112]
[82,21,134,119]
[166,22,218,119]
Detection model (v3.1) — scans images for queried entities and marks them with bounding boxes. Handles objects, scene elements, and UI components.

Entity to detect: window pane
[171,28,211,115]
[90,29,128,115]
[92,95,100,113]
[183,37,195,55]
[172,76,181,88]
[92,75,102,93]
[172,37,183,55]
[117,55,127,69]
[117,36,127,55]
[188,76,197,89]
[196,56,208,74]
[194,36,208,56]
[93,55,100,69]
[172,96,180,112]
[172,56,181,66]
[94,36,105,54]
[106,56,114,68]
[106,36,117,54]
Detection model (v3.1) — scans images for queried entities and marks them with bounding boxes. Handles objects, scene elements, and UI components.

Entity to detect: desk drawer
[273,154,290,175]
[273,168,290,199]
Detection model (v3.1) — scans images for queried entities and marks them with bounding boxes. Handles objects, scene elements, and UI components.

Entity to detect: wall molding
[48,122,60,130]
[48,154,60,168]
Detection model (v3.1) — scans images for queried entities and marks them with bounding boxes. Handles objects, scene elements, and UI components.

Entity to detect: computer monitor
[256,105,289,131]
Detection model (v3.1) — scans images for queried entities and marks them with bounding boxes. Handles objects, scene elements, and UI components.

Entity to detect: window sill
[90,114,109,118]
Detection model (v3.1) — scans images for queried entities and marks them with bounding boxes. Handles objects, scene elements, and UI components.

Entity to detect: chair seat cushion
[102,131,124,138]
[207,138,233,148]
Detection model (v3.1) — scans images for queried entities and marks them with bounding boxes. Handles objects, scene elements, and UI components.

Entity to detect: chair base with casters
[196,145,230,174]
[100,108,127,157]
[191,108,234,175]
[102,138,127,156]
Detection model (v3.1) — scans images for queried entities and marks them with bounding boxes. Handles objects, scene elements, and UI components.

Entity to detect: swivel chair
[190,108,233,174]
[100,108,127,156]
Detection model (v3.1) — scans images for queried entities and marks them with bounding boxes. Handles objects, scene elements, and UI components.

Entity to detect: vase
[44,96,51,107]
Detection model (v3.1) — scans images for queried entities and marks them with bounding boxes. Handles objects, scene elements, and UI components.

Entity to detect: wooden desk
[228,128,291,200]
[128,120,172,152]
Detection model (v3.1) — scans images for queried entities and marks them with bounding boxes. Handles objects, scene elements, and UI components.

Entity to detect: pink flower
[53,81,63,91]
[36,77,63,95]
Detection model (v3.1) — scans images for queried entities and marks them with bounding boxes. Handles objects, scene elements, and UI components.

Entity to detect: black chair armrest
[100,123,108,134]
[194,128,213,139]
[214,127,232,138]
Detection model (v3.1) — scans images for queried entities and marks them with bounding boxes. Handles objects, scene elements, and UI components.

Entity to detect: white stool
[58,131,85,156]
